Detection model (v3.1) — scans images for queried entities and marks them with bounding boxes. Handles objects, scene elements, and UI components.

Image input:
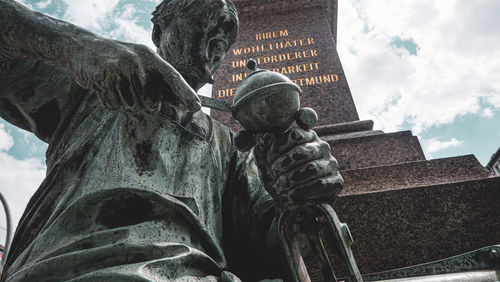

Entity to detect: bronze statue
[0,0,343,280]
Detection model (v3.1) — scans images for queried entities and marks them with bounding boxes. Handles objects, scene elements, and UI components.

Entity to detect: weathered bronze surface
[232,59,301,133]
[200,59,302,133]
[362,245,500,281]
[0,0,344,280]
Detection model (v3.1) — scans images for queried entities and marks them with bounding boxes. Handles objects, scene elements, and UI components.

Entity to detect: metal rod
[318,234,337,281]
[197,95,232,112]
[0,192,12,267]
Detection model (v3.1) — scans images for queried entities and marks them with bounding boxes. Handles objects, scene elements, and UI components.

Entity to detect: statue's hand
[254,128,343,209]
[69,40,200,114]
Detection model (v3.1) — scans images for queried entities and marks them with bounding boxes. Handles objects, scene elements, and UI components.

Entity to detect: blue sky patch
[419,108,500,165]
[391,37,419,55]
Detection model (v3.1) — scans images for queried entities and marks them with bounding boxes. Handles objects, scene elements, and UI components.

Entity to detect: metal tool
[277,203,363,282]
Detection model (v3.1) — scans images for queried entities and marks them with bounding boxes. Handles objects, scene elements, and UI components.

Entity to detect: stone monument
[212,0,362,131]
[211,0,500,279]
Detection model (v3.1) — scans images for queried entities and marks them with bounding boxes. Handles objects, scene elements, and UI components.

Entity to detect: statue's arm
[0,0,89,69]
[0,0,200,123]
[223,151,288,279]
[0,0,83,139]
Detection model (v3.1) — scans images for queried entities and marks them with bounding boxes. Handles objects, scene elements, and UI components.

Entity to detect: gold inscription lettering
[231,51,320,70]
[294,78,305,86]
[227,31,330,94]
[229,72,249,83]
[305,77,315,85]
[270,62,321,74]
[291,74,339,87]
[232,48,243,56]
[218,88,235,98]
[255,30,289,41]
[233,36,315,56]
[232,73,243,82]
[232,59,246,68]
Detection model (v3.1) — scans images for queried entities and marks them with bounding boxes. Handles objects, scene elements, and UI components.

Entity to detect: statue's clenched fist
[253,128,343,209]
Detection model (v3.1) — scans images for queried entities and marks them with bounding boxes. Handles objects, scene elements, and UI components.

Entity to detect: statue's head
[152,0,238,91]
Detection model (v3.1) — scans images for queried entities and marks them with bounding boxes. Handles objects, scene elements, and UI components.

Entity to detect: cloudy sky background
[0,0,499,245]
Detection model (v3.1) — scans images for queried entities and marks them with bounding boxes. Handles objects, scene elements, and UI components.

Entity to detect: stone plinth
[212,0,358,131]
[325,130,426,170]
[332,176,500,276]
[341,155,493,195]
[233,0,338,41]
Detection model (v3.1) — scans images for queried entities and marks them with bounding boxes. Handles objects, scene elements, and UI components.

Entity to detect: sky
[0,0,499,246]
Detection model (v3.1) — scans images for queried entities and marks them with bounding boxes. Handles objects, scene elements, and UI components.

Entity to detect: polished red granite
[332,176,500,276]
[211,0,358,131]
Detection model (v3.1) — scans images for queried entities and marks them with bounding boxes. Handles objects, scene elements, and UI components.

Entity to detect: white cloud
[0,124,14,152]
[36,0,51,9]
[338,0,500,134]
[62,0,120,31]
[108,4,155,48]
[0,153,45,246]
[423,137,464,158]
[60,1,156,48]
[481,108,494,118]
[15,0,33,9]
[198,84,212,115]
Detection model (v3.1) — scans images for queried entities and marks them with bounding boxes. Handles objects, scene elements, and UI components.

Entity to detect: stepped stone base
[325,130,426,170]
[332,176,500,276]
[314,120,374,135]
[305,120,500,278]
[213,1,498,279]
[314,120,426,171]
[341,154,494,195]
